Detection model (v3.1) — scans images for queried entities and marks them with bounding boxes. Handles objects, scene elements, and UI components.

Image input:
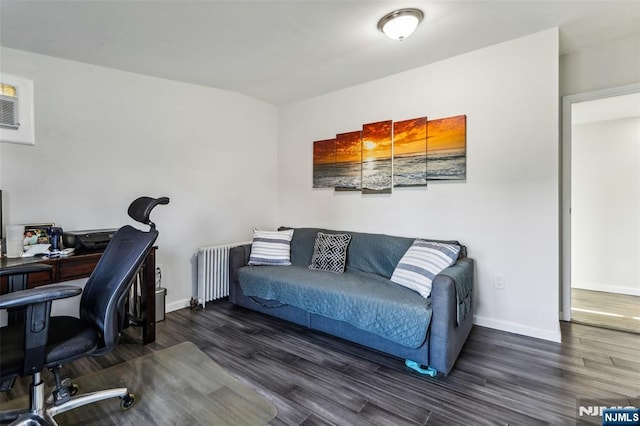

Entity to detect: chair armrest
[0,263,53,278]
[1,284,81,375]
[0,285,82,310]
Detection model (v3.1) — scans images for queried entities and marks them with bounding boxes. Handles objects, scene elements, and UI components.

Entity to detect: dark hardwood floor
[2,300,639,425]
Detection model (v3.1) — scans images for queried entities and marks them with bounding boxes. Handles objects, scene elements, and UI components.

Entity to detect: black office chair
[0,264,54,393]
[0,196,169,425]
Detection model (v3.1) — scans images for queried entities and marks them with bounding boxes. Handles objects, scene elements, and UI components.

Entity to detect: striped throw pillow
[390,240,461,298]
[248,229,294,266]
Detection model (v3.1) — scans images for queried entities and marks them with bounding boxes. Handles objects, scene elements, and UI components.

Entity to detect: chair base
[0,373,133,426]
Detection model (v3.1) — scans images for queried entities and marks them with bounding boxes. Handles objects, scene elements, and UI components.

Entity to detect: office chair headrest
[127,196,170,229]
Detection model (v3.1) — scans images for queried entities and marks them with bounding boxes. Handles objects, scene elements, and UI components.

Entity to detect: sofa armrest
[429,257,474,375]
[229,244,251,304]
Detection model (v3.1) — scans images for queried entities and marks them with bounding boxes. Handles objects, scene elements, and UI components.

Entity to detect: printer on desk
[63,229,117,252]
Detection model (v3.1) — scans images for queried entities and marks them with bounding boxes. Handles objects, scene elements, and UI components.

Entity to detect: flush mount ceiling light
[377,8,424,41]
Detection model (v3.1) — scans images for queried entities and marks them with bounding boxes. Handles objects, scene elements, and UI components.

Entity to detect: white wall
[277,29,561,341]
[571,117,640,296]
[1,29,564,341]
[560,31,640,96]
[0,47,279,310]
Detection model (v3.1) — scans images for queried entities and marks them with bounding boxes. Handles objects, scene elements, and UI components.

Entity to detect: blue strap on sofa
[405,360,437,377]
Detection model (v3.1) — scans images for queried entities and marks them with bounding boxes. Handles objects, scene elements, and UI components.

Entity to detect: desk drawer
[0,261,55,294]
[27,265,55,287]
[59,253,101,281]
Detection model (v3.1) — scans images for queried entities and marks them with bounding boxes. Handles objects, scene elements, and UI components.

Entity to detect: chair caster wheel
[68,383,79,396]
[120,393,136,411]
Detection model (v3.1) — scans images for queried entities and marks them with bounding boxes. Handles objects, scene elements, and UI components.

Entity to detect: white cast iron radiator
[197,241,250,307]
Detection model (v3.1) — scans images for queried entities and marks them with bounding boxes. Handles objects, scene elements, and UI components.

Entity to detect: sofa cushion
[390,240,461,298]
[309,232,351,273]
[346,231,416,278]
[280,227,465,279]
[238,265,432,348]
[282,227,413,277]
[248,229,294,266]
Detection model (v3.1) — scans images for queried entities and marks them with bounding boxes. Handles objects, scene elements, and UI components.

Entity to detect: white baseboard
[474,315,562,343]
[572,282,640,297]
[166,298,192,313]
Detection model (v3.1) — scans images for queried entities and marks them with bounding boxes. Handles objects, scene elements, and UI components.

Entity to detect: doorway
[561,84,640,334]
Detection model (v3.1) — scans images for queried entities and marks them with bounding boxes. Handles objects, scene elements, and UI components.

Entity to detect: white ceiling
[1,0,639,105]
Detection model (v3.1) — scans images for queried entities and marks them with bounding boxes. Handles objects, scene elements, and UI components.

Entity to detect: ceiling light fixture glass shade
[377,8,424,41]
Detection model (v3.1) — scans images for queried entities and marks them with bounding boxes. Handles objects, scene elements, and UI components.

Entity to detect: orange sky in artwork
[394,117,427,157]
[362,120,392,161]
[336,131,362,163]
[313,139,335,165]
[427,115,466,153]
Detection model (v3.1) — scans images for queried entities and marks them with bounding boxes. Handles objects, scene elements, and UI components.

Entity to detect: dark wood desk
[0,248,157,344]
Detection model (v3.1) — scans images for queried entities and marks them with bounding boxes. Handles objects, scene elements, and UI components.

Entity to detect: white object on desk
[6,225,24,258]
[49,248,75,257]
[21,244,51,257]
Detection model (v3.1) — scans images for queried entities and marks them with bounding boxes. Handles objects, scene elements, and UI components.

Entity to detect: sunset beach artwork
[362,120,393,194]
[334,131,362,191]
[311,113,467,192]
[427,115,466,180]
[393,117,427,187]
[312,138,337,188]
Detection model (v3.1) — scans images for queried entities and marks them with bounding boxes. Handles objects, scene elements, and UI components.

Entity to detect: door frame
[560,82,640,321]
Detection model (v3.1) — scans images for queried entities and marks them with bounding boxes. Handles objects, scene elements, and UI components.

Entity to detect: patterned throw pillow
[308,232,352,273]
[390,240,461,298]
[248,229,294,266]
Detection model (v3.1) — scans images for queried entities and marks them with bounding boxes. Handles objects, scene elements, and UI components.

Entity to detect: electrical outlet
[494,273,505,289]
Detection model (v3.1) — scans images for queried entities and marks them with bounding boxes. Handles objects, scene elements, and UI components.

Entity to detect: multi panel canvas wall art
[334,131,362,191]
[426,115,467,180]
[311,114,466,193]
[362,120,392,194]
[393,117,427,187]
[313,138,336,188]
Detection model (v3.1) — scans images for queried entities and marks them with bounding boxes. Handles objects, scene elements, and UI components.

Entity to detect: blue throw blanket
[238,265,432,348]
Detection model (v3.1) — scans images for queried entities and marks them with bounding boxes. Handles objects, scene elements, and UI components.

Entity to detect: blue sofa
[229,227,474,376]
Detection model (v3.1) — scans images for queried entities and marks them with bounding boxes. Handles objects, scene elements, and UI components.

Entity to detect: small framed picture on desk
[23,223,54,247]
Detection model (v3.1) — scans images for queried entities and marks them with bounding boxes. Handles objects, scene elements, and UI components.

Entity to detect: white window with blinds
[0,83,20,129]
[0,74,34,145]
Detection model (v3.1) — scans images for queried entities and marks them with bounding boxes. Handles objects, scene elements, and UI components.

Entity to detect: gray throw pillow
[308,232,351,273]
